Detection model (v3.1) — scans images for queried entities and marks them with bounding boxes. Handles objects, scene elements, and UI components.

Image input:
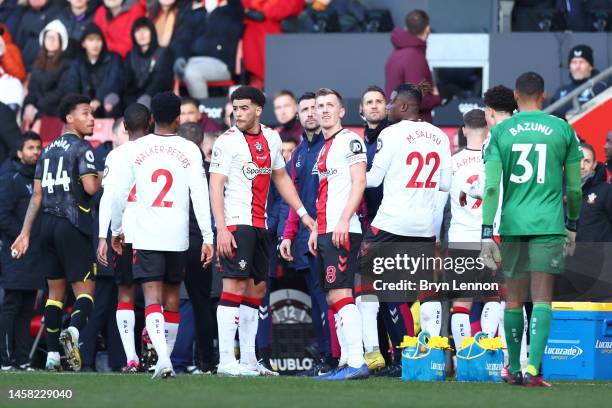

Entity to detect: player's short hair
[151,92,181,124]
[394,83,423,107]
[463,109,487,129]
[580,142,595,159]
[515,72,545,98]
[281,134,297,144]
[230,86,266,108]
[315,88,344,107]
[180,96,199,109]
[297,92,316,105]
[273,90,295,103]
[405,9,429,35]
[124,103,151,132]
[177,122,204,146]
[483,85,517,114]
[58,94,92,124]
[20,131,41,150]
[361,85,385,103]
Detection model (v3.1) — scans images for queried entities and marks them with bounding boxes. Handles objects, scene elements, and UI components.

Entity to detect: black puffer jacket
[23,57,71,117]
[63,24,123,116]
[0,158,44,290]
[577,163,612,242]
[123,17,174,105]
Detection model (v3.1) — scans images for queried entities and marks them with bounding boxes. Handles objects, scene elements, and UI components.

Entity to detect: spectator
[202,131,219,162]
[173,0,243,100]
[576,143,612,242]
[605,130,612,175]
[64,24,123,117]
[0,0,25,36]
[123,17,174,107]
[273,90,303,142]
[242,0,304,88]
[93,0,146,59]
[0,67,23,109]
[221,100,233,130]
[15,0,60,71]
[0,132,44,371]
[179,97,222,133]
[22,20,71,129]
[550,45,608,119]
[57,0,96,57]
[148,0,179,48]
[0,23,26,81]
[384,9,441,123]
[0,102,21,167]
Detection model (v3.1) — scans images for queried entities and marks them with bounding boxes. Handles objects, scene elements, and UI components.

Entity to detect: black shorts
[112,242,134,286]
[357,226,436,295]
[41,214,96,283]
[318,232,361,291]
[218,225,270,284]
[446,248,501,300]
[132,249,186,284]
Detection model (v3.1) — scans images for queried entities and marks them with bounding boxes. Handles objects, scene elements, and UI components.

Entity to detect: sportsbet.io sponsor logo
[242,161,272,180]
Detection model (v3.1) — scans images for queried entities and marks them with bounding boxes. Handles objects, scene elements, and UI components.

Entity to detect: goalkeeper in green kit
[480,72,582,387]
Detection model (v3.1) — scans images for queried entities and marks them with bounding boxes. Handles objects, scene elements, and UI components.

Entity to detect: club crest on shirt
[587,193,597,204]
[350,139,363,154]
[254,141,263,152]
[239,259,247,270]
[376,138,383,152]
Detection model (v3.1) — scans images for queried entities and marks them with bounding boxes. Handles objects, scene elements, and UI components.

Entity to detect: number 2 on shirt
[406,151,440,188]
[151,169,173,208]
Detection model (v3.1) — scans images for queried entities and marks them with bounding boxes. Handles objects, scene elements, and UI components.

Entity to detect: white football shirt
[209,125,285,228]
[315,128,367,234]
[449,148,483,243]
[99,143,136,243]
[111,134,213,251]
[368,120,452,237]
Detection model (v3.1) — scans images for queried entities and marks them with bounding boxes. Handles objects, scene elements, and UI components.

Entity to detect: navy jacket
[15,2,61,71]
[283,132,324,270]
[172,0,243,72]
[363,120,390,225]
[577,163,612,242]
[0,158,44,290]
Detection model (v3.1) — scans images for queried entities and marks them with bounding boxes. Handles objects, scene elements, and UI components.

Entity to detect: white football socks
[451,311,471,350]
[481,301,502,339]
[116,306,137,362]
[420,301,442,336]
[356,295,380,353]
[217,304,240,366]
[238,304,259,369]
[337,303,366,369]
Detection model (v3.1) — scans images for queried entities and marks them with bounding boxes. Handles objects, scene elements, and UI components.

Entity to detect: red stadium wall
[570,93,612,162]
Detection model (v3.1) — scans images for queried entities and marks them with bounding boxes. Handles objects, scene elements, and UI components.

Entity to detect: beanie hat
[568,44,593,67]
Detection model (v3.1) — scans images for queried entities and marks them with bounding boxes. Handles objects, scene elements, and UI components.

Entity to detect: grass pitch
[1,372,610,408]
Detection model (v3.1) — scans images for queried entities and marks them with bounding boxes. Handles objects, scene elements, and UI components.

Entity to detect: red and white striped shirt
[315,129,367,234]
[210,125,285,228]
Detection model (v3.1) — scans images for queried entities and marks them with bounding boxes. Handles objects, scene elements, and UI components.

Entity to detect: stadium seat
[38,115,64,147]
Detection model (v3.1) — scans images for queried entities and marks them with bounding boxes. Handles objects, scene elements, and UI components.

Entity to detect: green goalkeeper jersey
[484,110,583,236]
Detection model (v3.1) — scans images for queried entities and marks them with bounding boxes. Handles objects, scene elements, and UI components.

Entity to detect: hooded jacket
[0,22,26,81]
[15,1,61,71]
[93,0,146,58]
[363,119,390,225]
[124,17,174,105]
[384,28,441,123]
[23,20,71,117]
[56,5,95,57]
[63,24,123,113]
[577,163,612,242]
[550,69,608,118]
[0,158,44,290]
